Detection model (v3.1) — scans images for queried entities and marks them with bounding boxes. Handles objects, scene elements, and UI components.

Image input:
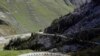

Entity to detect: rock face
[44,0,100,52]
[45,0,100,36]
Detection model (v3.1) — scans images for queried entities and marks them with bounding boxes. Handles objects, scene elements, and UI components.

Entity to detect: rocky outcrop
[4,29,100,52]
[45,0,100,36]
[44,0,100,52]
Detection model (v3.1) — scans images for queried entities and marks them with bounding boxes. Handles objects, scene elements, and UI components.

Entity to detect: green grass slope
[0,50,32,56]
[0,0,74,33]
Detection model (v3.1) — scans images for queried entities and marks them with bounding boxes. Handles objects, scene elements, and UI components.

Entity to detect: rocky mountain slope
[0,0,91,35]
[4,0,100,55]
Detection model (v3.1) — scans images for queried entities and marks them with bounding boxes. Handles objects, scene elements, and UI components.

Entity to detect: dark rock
[64,0,91,8]
[45,0,100,38]
[44,0,100,52]
[0,19,9,25]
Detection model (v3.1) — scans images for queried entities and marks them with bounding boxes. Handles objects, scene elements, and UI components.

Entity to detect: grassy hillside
[0,0,74,33]
[0,50,32,56]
